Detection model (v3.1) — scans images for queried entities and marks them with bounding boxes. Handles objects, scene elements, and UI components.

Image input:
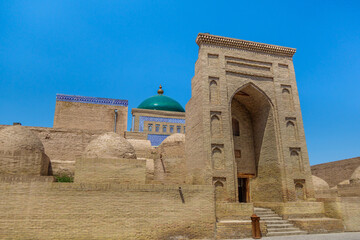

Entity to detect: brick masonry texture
[0,181,215,240]
[54,99,128,135]
[186,34,315,202]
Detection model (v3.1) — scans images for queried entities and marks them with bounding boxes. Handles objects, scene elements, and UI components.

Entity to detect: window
[183,126,185,133]
[232,118,240,136]
[148,124,153,132]
[235,150,241,158]
[177,126,181,133]
[170,125,174,133]
[163,125,167,133]
[155,124,160,132]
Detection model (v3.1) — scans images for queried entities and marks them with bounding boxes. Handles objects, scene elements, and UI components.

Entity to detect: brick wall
[54,100,127,135]
[0,179,215,239]
[75,158,147,184]
[0,125,104,176]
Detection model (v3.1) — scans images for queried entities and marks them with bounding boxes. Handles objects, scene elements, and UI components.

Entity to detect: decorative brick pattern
[196,33,296,57]
[56,94,128,107]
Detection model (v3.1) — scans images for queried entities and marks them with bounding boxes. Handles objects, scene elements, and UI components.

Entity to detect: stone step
[254,209,274,213]
[255,212,277,216]
[254,208,274,211]
[267,227,302,232]
[266,231,307,237]
[259,216,282,220]
[255,207,308,237]
[267,223,295,228]
[265,220,290,224]
[256,212,275,215]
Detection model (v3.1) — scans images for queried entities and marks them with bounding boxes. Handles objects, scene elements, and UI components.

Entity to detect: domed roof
[138,85,185,112]
[127,139,154,158]
[350,166,360,183]
[312,175,330,190]
[0,125,44,152]
[161,133,185,145]
[84,132,136,159]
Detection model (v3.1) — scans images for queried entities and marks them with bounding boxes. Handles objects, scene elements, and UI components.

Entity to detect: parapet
[196,33,296,57]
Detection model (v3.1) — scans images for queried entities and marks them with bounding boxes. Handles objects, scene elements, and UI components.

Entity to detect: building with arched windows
[0,33,360,239]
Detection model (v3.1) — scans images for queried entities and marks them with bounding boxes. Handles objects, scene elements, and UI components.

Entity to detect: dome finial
[157,85,164,95]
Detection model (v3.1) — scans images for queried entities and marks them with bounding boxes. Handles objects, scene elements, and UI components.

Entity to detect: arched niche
[281,86,293,110]
[213,177,227,202]
[209,79,220,105]
[211,114,221,138]
[286,120,297,141]
[290,149,303,172]
[295,182,305,200]
[212,146,224,169]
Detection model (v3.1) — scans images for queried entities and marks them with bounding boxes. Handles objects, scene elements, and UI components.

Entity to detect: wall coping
[196,33,296,57]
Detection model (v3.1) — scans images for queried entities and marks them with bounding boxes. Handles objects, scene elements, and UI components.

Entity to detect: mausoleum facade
[0,33,359,239]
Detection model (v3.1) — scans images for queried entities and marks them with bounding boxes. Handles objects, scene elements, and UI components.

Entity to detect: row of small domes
[0,125,185,159]
[1,125,358,187]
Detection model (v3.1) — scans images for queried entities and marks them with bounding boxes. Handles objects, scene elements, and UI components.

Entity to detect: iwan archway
[185,33,315,205]
[230,83,283,203]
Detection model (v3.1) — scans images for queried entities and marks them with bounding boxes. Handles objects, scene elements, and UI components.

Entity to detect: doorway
[238,178,249,202]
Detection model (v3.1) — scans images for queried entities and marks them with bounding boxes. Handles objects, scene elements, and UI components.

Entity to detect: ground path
[234,232,360,240]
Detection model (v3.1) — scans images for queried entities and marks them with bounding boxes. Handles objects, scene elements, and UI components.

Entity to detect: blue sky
[0,1,359,165]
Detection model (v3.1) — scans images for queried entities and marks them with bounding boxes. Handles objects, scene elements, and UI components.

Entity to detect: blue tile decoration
[56,94,128,107]
[139,116,185,132]
[147,134,170,146]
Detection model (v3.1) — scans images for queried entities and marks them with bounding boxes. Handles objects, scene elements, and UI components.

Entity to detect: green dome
[138,86,185,112]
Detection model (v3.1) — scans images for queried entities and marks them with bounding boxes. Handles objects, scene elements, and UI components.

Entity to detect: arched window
[232,118,240,136]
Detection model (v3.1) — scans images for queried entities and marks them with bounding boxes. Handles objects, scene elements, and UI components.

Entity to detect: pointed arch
[211,114,221,138]
[286,121,296,141]
[209,79,219,105]
[229,82,275,109]
[212,146,224,169]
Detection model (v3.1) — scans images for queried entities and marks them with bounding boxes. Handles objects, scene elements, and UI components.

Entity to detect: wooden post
[251,214,261,239]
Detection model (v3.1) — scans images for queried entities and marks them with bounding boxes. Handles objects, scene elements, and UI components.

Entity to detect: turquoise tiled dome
[137,85,185,112]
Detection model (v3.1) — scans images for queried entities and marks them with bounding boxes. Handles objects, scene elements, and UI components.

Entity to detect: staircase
[254,207,307,237]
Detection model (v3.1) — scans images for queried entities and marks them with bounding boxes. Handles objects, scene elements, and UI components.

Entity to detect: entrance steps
[254,207,307,237]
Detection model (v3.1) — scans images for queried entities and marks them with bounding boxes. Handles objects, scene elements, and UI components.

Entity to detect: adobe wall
[311,157,360,187]
[53,97,128,135]
[0,177,215,239]
[75,158,147,184]
[155,140,186,184]
[0,125,103,176]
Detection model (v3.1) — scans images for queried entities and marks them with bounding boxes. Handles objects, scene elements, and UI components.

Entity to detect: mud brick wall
[0,179,215,240]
